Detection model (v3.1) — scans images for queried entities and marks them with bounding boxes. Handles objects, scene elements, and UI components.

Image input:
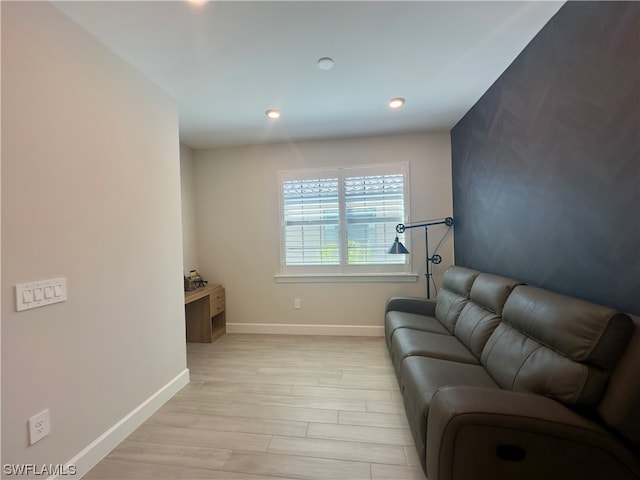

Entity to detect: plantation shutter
[283,177,340,266]
[345,174,405,265]
[279,163,409,274]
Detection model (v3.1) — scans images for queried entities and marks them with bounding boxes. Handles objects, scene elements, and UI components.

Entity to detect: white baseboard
[57,368,190,480]
[227,323,384,337]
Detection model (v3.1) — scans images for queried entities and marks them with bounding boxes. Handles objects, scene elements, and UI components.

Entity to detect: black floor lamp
[388,217,454,299]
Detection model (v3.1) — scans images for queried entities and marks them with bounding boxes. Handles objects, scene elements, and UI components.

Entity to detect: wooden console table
[184,284,225,343]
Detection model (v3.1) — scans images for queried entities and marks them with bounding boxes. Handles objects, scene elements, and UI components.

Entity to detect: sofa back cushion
[482,286,633,408]
[454,273,522,359]
[434,266,480,333]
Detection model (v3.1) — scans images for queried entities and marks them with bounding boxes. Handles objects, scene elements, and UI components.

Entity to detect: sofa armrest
[385,296,436,317]
[427,386,640,480]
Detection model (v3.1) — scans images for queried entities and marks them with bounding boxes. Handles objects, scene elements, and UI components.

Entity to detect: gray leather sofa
[385,265,640,480]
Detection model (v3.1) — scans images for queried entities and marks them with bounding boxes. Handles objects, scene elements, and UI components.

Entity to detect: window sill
[274,273,419,284]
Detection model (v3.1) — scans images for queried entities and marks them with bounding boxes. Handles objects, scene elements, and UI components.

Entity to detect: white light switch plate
[16,278,67,311]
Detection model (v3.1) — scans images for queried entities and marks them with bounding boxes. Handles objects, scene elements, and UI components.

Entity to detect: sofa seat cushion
[391,329,479,377]
[400,356,499,469]
[385,311,450,350]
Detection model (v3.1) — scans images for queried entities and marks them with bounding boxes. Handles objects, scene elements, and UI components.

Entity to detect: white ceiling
[53,1,564,150]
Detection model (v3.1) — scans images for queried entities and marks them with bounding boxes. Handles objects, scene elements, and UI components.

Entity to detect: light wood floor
[84,334,427,480]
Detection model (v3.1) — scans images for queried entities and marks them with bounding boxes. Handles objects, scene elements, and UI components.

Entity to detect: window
[278,163,410,276]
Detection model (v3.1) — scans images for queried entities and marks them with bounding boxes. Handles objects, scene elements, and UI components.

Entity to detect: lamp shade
[388,236,409,254]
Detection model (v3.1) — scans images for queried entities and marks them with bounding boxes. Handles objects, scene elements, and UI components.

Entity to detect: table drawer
[209,286,225,315]
[211,297,225,315]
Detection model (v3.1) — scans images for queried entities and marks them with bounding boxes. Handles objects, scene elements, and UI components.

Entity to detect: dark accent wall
[451,2,640,314]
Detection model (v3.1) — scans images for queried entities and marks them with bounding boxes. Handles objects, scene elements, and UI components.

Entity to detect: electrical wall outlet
[294,298,301,309]
[29,409,51,445]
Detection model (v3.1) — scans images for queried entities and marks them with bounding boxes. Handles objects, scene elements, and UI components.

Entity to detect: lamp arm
[395,217,454,233]
[393,217,454,299]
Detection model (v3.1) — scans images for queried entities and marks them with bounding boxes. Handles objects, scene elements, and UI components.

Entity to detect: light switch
[22,290,33,303]
[16,278,67,311]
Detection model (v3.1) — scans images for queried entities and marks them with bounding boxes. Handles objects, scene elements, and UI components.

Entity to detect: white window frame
[276,163,416,283]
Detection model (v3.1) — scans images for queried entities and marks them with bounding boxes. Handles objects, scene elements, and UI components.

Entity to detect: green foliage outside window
[320,240,371,264]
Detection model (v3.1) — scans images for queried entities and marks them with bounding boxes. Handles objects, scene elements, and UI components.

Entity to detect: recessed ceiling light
[265,109,281,119]
[317,57,335,70]
[389,98,406,109]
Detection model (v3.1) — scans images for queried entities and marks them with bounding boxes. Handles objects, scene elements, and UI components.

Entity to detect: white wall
[194,132,453,335]
[180,144,200,274]
[1,2,187,474]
